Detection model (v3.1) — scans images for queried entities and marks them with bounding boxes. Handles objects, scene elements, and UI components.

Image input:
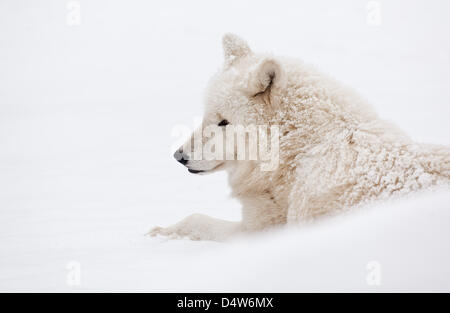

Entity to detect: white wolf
[149,34,450,241]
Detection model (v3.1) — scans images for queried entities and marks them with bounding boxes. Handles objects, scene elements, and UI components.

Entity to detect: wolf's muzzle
[174,148,189,165]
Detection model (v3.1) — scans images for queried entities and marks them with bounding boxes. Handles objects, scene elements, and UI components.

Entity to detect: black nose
[174,149,189,165]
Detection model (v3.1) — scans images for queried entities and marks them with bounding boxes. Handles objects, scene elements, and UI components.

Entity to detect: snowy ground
[1,0,450,292]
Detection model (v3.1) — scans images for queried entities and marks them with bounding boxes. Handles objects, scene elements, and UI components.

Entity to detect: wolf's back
[418,144,450,181]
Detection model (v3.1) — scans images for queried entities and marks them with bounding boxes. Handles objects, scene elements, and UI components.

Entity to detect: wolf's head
[174,34,285,175]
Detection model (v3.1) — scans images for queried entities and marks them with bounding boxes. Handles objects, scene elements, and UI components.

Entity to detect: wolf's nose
[174,149,189,165]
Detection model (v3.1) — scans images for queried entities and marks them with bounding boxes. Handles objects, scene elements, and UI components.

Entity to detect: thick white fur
[149,34,450,241]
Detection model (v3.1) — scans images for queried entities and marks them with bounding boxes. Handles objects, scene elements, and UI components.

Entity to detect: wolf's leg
[148,214,241,241]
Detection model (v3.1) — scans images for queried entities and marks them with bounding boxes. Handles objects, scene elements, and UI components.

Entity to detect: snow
[1,0,450,292]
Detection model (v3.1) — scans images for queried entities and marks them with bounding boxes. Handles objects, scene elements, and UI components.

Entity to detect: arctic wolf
[149,34,450,241]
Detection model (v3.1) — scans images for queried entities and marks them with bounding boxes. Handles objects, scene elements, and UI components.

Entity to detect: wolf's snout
[174,149,189,165]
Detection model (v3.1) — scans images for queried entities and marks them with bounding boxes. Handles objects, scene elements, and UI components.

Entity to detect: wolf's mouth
[188,169,204,174]
[187,162,224,175]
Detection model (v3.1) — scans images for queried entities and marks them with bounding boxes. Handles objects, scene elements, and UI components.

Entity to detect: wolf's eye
[218,119,229,127]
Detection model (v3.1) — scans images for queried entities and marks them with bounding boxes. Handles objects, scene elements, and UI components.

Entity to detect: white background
[1,0,450,292]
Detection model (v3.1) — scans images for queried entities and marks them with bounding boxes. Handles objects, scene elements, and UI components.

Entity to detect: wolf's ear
[250,59,285,97]
[222,33,252,65]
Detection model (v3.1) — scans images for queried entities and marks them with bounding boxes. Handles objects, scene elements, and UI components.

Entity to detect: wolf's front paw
[147,214,241,241]
[147,226,183,239]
